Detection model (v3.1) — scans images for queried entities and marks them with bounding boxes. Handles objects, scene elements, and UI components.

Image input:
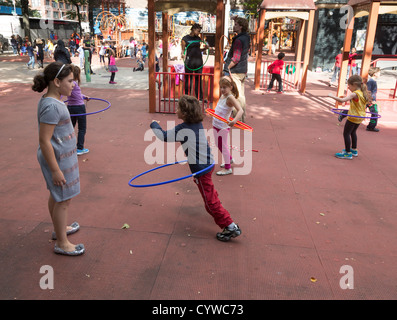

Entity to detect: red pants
[194,168,233,229]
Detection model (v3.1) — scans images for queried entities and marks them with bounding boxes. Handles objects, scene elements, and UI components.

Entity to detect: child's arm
[39,123,66,186]
[328,92,357,103]
[226,96,243,127]
[150,120,180,142]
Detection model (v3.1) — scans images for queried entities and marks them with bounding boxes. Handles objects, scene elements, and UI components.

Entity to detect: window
[52,1,58,9]
[53,11,59,19]
[59,2,64,9]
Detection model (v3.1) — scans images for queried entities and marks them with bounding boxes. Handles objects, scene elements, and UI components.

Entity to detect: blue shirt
[150,121,214,177]
[367,78,377,101]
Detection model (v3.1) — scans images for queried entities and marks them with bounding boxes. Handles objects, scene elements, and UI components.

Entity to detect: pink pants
[194,168,233,229]
[213,126,232,170]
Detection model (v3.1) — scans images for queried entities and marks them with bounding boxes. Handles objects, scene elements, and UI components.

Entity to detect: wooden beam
[295,19,305,87]
[254,9,266,90]
[213,0,224,107]
[162,12,169,99]
[299,9,315,94]
[148,0,156,113]
[335,13,355,108]
[360,1,380,82]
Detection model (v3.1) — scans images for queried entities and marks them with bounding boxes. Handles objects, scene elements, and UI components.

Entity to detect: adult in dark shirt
[181,23,208,100]
[35,38,45,68]
[83,34,95,74]
[53,40,72,64]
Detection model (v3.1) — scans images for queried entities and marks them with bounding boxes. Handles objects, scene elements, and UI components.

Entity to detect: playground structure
[94,10,134,57]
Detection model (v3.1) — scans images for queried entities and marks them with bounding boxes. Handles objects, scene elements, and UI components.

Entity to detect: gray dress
[37,96,80,202]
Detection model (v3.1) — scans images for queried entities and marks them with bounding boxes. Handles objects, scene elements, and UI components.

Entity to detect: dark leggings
[343,120,360,152]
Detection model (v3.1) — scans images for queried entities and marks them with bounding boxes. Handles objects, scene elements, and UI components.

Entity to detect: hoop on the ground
[184,40,210,72]
[128,160,215,188]
[206,108,253,131]
[330,108,381,119]
[65,97,111,116]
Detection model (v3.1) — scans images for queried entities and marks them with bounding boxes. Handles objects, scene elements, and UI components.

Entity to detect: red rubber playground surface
[0,58,397,301]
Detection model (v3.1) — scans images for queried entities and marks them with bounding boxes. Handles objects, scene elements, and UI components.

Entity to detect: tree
[64,0,89,35]
[20,0,30,40]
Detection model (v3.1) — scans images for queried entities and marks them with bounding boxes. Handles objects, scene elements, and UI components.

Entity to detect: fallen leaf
[121,223,130,229]
[310,277,317,283]
[319,212,325,216]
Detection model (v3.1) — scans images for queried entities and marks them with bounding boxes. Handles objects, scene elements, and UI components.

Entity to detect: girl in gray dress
[32,62,85,256]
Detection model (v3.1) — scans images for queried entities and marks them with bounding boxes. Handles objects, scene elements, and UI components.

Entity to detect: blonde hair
[219,76,239,99]
[368,67,380,77]
[72,65,81,85]
[348,75,371,104]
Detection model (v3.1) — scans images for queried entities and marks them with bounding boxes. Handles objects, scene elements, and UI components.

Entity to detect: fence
[155,71,214,113]
[258,60,304,92]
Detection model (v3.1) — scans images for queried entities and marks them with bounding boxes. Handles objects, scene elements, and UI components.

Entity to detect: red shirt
[349,53,357,67]
[268,60,284,74]
[335,53,342,68]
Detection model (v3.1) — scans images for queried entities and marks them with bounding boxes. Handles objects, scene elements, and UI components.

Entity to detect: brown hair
[219,76,239,99]
[368,67,380,77]
[235,17,249,33]
[348,75,371,104]
[72,65,81,85]
[32,62,73,93]
[178,95,203,123]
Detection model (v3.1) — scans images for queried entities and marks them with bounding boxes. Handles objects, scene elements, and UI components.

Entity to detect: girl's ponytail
[347,74,371,104]
[31,62,73,93]
[32,72,48,92]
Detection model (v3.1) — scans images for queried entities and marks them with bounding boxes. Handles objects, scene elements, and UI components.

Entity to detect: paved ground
[0,52,396,302]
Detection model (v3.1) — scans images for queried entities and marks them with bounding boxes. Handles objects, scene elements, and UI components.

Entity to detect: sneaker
[220,158,234,168]
[335,150,352,160]
[216,224,241,242]
[216,168,233,176]
[366,127,380,132]
[350,149,358,157]
[277,91,284,94]
[77,148,89,156]
[109,81,117,84]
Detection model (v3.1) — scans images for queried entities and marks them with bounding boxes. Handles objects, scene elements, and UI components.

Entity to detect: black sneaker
[366,127,380,132]
[216,224,241,242]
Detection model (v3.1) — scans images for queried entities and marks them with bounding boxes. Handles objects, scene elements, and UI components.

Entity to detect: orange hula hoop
[219,35,231,65]
[206,108,253,132]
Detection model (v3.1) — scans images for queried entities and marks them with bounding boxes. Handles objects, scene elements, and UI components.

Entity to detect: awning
[260,0,316,10]
[154,0,218,14]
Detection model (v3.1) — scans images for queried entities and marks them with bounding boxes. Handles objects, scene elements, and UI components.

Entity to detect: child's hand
[228,120,236,127]
[85,96,90,101]
[52,170,66,187]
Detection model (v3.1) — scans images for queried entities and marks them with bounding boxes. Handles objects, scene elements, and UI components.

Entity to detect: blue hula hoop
[128,160,215,188]
[331,108,381,119]
[65,97,111,117]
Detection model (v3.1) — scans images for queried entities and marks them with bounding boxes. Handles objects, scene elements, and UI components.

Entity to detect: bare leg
[48,195,77,252]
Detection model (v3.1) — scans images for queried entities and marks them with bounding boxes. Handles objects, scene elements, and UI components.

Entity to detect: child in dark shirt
[150,95,241,242]
[366,67,380,132]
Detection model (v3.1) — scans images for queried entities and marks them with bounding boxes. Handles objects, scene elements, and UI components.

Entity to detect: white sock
[227,222,237,230]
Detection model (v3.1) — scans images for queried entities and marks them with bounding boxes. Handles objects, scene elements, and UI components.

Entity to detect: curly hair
[178,95,203,123]
[235,17,249,33]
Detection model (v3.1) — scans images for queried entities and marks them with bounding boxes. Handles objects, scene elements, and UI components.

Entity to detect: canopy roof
[348,0,397,17]
[154,0,218,14]
[260,0,316,10]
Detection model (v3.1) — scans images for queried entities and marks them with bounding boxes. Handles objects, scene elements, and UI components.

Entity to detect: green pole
[84,50,91,83]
